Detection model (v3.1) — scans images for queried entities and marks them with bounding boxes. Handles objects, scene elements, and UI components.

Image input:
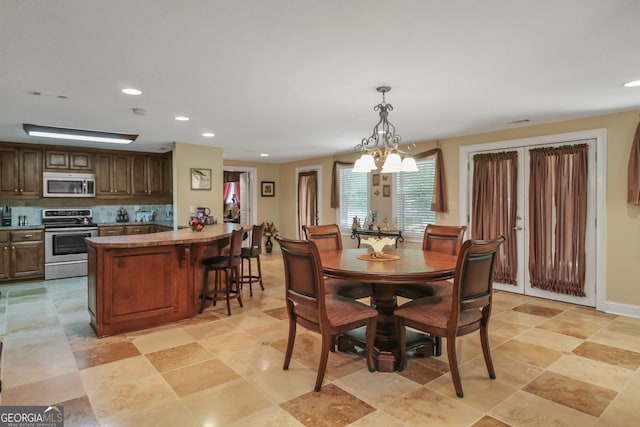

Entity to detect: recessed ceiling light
[122,88,142,95]
[260,153,269,157]
[202,132,215,137]
[624,80,640,87]
[174,116,189,121]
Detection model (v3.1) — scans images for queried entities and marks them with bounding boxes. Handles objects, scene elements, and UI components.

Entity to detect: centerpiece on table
[262,222,278,253]
[358,236,399,261]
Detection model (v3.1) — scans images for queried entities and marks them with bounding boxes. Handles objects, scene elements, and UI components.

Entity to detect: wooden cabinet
[131,155,164,196]
[0,146,41,197]
[96,154,131,196]
[88,243,190,337]
[98,226,126,237]
[0,229,45,282]
[125,225,150,235]
[98,224,151,236]
[44,149,93,171]
[0,232,10,281]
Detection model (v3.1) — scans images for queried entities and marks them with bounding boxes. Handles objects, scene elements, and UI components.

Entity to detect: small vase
[265,236,273,253]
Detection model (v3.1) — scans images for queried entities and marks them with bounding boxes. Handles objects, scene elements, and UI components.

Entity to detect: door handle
[513,226,523,230]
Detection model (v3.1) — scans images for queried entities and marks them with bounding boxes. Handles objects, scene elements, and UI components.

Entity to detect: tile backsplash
[5,204,173,226]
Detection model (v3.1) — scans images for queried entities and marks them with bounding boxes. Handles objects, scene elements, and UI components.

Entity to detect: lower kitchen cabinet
[0,229,45,282]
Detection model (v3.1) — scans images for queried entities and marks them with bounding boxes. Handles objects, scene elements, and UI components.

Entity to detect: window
[336,164,369,232]
[393,155,437,240]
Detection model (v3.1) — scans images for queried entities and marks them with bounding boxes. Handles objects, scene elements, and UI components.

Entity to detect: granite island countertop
[86,222,246,248]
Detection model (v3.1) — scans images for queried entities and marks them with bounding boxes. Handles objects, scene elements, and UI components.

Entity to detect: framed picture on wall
[383,184,390,197]
[191,168,212,190]
[261,181,275,197]
[372,174,380,186]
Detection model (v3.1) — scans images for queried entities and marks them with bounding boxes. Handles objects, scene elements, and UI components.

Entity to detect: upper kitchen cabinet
[131,154,164,196]
[96,153,131,196]
[44,149,93,171]
[0,145,41,198]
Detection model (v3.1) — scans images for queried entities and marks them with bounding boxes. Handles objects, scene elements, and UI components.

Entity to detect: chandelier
[353,86,417,173]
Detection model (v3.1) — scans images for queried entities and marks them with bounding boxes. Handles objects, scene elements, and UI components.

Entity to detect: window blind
[336,164,369,232]
[393,156,436,240]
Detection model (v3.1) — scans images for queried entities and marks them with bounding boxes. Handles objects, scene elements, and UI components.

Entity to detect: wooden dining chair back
[302,224,343,250]
[422,224,466,255]
[276,235,378,392]
[396,225,467,300]
[395,236,505,398]
[240,224,265,296]
[302,224,372,300]
[199,228,245,315]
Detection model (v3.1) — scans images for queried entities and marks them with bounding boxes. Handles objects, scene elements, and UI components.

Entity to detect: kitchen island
[86,223,244,337]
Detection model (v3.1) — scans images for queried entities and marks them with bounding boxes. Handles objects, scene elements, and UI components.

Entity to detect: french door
[463,137,598,306]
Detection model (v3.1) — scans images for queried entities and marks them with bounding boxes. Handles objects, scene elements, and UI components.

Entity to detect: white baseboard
[599,300,640,319]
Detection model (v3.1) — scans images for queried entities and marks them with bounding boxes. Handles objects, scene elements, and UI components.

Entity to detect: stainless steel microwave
[43,172,96,197]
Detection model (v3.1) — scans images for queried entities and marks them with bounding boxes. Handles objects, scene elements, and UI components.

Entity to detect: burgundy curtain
[471,151,518,284]
[223,182,232,204]
[223,182,240,209]
[331,161,353,208]
[529,144,588,296]
[414,148,447,212]
[298,171,318,238]
[628,121,640,204]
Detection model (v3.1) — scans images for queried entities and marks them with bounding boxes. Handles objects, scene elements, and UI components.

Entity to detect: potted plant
[262,222,278,253]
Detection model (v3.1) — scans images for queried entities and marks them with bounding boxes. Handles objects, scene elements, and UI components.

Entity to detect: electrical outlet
[189,206,195,213]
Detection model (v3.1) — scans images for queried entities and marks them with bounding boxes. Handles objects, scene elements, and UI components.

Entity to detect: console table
[350,228,404,248]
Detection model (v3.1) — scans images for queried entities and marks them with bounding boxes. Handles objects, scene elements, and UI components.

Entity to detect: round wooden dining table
[319,247,457,372]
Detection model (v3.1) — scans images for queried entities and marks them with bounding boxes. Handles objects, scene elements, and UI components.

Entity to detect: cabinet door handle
[107,230,116,234]
[23,234,32,238]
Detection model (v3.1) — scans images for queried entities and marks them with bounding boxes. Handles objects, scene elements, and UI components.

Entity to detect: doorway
[222,167,258,226]
[296,165,322,239]
[459,130,606,308]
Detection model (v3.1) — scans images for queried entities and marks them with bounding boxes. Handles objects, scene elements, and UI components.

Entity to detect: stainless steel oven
[43,209,98,280]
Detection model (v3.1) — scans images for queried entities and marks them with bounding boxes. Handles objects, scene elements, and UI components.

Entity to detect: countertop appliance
[43,172,95,197]
[43,208,98,280]
[1,206,10,226]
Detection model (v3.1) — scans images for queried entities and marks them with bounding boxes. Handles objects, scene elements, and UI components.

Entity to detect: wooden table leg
[337,283,434,372]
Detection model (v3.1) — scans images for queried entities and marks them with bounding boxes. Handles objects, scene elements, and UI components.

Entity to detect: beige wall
[173,142,223,226]
[277,109,640,309]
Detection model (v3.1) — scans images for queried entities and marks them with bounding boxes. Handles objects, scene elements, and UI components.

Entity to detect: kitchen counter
[0,225,44,230]
[96,220,175,227]
[86,222,244,337]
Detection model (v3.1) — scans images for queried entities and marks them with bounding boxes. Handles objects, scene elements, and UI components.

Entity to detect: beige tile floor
[1,251,639,426]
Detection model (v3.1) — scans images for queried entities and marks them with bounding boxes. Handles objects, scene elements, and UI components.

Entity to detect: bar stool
[199,228,245,315]
[240,224,264,296]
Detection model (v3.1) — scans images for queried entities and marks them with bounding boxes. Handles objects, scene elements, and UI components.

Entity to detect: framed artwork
[372,174,380,186]
[261,181,275,197]
[383,184,391,197]
[191,168,212,190]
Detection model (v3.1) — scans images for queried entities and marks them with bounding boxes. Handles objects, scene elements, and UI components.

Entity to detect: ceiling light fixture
[23,123,137,144]
[353,86,417,173]
[174,116,189,121]
[260,153,269,157]
[122,88,142,95]
[202,132,215,137]
[624,80,640,87]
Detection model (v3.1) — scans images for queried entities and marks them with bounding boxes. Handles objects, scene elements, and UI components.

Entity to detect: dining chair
[395,224,466,300]
[394,236,505,398]
[240,224,264,296]
[302,224,372,300]
[199,228,245,315]
[276,235,378,392]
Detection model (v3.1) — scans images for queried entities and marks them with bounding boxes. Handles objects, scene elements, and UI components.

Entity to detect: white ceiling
[1,1,640,163]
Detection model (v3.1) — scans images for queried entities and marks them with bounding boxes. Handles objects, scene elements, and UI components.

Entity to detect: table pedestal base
[337,327,435,372]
